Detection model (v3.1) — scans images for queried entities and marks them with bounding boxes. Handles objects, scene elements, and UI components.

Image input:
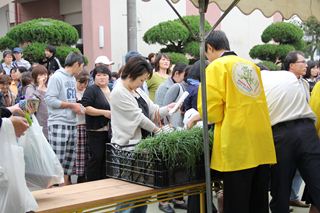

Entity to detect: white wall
[110,0,186,71]
[136,0,186,57]
[110,0,127,71]
[108,1,276,70]
[220,7,274,60]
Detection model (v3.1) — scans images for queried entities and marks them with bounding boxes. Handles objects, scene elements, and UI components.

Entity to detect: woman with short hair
[82,65,111,181]
[25,64,49,138]
[110,57,175,213]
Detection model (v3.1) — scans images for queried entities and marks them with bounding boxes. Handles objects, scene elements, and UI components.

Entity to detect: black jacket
[43,56,61,74]
[82,84,110,130]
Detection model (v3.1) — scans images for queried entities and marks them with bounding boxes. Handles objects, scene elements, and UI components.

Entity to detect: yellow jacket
[310,82,320,134]
[198,55,276,172]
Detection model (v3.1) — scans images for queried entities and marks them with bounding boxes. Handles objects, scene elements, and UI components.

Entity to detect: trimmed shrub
[23,42,46,64]
[184,41,200,58]
[56,46,81,65]
[167,52,189,65]
[0,36,17,51]
[275,44,295,61]
[179,15,211,41]
[6,18,79,46]
[143,20,189,45]
[261,22,303,44]
[23,43,84,65]
[249,44,278,62]
[258,61,281,71]
[143,15,211,57]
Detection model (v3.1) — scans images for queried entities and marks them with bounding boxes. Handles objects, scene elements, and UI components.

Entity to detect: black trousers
[222,165,270,213]
[270,118,320,213]
[86,131,109,181]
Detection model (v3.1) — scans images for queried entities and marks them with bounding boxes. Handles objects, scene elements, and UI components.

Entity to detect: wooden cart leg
[200,192,205,213]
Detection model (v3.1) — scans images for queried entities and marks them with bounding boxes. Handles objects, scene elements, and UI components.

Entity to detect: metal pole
[127,0,137,51]
[199,0,214,212]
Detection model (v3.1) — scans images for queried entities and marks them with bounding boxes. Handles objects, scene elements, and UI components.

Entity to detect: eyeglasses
[295,60,306,64]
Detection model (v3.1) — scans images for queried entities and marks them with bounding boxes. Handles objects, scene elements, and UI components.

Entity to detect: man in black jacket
[42,45,62,75]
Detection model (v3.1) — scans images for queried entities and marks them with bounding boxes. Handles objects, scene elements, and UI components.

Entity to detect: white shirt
[261,71,316,126]
[13,59,31,70]
[298,78,310,101]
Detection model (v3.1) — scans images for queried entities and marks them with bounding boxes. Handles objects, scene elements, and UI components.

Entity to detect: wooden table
[33,179,206,213]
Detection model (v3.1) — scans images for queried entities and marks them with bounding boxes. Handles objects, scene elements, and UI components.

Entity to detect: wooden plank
[33,179,153,213]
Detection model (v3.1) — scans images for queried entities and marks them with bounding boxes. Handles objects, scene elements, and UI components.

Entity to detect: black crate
[106,143,205,188]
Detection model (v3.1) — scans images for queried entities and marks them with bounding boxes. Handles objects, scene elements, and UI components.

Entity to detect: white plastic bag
[0,118,38,213]
[19,115,64,190]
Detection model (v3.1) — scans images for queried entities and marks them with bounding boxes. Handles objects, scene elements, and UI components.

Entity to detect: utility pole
[127,0,137,51]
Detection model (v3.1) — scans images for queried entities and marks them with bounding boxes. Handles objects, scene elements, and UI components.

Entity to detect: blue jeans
[290,170,303,201]
[115,203,147,213]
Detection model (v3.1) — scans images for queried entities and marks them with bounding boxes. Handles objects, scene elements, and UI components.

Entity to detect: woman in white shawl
[110,56,176,213]
[110,56,175,146]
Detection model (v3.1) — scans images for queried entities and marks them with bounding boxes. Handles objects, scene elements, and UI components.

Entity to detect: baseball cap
[13,47,23,53]
[95,56,114,65]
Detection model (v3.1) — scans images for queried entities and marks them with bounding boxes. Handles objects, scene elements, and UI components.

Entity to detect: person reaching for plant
[110,56,176,213]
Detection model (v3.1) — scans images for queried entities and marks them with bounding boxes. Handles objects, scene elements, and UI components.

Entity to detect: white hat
[94,56,114,65]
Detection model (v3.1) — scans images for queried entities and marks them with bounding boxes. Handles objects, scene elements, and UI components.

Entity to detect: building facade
[0,0,282,71]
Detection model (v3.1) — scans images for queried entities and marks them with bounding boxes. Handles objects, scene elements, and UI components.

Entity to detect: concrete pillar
[82,0,112,69]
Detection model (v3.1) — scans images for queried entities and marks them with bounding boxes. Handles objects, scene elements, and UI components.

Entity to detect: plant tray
[106,143,205,188]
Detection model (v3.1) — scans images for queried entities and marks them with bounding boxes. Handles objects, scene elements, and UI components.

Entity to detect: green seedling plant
[135,127,213,173]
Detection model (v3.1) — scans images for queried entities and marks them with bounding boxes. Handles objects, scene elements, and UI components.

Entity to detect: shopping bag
[19,115,64,189]
[0,118,38,213]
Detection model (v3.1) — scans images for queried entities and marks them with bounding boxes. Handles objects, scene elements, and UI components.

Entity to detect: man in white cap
[88,56,114,86]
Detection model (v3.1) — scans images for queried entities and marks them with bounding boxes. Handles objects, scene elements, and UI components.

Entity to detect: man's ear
[206,44,215,53]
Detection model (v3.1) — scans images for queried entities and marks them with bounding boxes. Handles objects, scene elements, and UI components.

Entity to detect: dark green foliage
[181,16,211,41]
[23,43,85,65]
[0,18,84,65]
[0,36,17,51]
[250,22,304,64]
[250,44,295,62]
[292,40,307,51]
[56,46,81,65]
[250,44,277,62]
[261,22,303,44]
[258,61,281,71]
[143,15,211,57]
[135,128,213,172]
[184,41,200,57]
[167,52,189,65]
[276,44,295,61]
[302,16,320,60]
[6,18,78,46]
[23,42,46,64]
[143,20,189,46]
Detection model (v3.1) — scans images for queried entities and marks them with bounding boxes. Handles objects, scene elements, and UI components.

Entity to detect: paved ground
[147,191,310,213]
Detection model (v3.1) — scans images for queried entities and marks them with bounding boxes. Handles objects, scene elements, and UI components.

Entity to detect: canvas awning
[171,0,320,21]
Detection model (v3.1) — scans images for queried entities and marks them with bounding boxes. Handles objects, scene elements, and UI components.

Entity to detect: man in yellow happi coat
[197,30,276,213]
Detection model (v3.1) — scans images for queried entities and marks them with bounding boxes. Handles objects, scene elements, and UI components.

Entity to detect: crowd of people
[1,29,320,213]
